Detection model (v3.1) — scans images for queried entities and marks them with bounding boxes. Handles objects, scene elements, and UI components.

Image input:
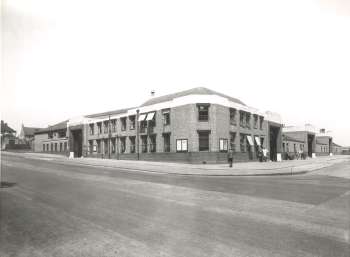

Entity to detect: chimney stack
[151,90,155,97]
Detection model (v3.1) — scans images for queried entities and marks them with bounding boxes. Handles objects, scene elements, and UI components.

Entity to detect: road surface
[1,153,349,257]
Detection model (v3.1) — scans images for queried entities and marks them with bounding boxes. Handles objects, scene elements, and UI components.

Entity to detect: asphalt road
[1,153,349,257]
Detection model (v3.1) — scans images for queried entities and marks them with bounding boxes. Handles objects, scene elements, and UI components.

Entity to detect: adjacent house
[1,120,17,150]
[19,125,43,150]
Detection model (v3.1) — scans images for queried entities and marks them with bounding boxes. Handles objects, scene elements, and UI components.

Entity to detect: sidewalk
[64,154,350,176]
[3,151,349,176]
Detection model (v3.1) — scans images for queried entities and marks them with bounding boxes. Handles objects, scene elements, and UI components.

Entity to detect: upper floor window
[121,117,126,131]
[259,116,264,130]
[162,109,170,125]
[111,119,116,132]
[103,121,109,134]
[253,114,258,129]
[89,124,94,135]
[230,108,237,125]
[197,104,209,121]
[150,135,156,152]
[129,116,135,130]
[97,122,102,134]
[239,111,245,127]
[245,113,251,129]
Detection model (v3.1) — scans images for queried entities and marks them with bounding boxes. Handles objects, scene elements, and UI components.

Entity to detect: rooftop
[1,120,16,134]
[140,87,247,107]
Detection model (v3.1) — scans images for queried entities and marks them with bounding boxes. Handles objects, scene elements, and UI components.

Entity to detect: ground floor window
[163,133,170,152]
[230,132,236,151]
[104,139,108,155]
[54,143,57,152]
[129,137,135,153]
[60,142,63,152]
[111,138,116,154]
[89,140,93,154]
[240,134,246,152]
[176,139,188,152]
[150,135,156,152]
[141,136,147,153]
[64,142,67,151]
[97,140,101,153]
[120,137,126,153]
[43,144,45,151]
[198,131,210,151]
[219,138,228,152]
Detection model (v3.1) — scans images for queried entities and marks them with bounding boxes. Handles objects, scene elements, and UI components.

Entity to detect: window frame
[176,139,188,152]
[197,104,210,122]
[219,138,228,152]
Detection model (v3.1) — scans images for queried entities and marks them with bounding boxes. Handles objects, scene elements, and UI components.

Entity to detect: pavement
[1,152,349,257]
[4,151,350,176]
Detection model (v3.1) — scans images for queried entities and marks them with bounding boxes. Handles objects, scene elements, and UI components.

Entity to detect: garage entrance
[307,134,315,157]
[269,126,280,161]
[71,129,83,157]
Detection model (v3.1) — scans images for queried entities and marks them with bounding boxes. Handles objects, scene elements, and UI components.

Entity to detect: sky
[1,0,350,145]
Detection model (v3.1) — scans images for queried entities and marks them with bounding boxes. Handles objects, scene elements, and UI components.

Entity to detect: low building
[282,134,306,159]
[282,124,317,158]
[19,125,42,150]
[33,120,69,155]
[1,120,17,150]
[332,142,342,155]
[315,129,333,156]
[64,87,283,163]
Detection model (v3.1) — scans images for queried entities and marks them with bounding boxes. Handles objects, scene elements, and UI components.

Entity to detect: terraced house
[63,87,283,163]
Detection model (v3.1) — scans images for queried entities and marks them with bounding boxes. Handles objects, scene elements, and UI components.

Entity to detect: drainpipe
[136,109,140,160]
[108,114,111,159]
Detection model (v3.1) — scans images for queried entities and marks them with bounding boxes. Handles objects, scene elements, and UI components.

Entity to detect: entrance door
[71,129,83,157]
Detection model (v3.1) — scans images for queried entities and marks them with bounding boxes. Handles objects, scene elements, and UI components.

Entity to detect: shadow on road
[0,181,17,188]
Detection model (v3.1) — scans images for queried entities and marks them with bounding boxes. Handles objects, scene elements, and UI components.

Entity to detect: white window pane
[177,140,182,151]
[223,140,228,150]
[138,114,146,122]
[146,112,155,121]
[182,140,187,151]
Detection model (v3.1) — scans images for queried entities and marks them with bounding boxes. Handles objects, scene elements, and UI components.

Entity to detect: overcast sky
[2,0,350,145]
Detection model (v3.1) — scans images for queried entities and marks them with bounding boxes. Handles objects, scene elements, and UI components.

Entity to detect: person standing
[227,148,234,167]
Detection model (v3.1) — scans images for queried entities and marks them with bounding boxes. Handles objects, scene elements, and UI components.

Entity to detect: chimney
[150,90,155,97]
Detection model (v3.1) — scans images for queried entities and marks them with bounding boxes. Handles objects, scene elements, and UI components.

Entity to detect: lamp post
[108,114,111,159]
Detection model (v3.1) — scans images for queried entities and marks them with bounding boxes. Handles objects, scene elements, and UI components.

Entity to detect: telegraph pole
[108,114,111,159]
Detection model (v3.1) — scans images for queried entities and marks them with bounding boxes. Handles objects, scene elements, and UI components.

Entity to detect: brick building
[33,120,68,154]
[282,134,306,159]
[19,125,42,150]
[282,124,317,158]
[62,87,283,163]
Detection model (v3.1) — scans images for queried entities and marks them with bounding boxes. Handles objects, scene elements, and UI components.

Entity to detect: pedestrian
[227,148,234,168]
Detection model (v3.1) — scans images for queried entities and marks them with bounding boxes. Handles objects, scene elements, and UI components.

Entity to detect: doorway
[71,129,83,157]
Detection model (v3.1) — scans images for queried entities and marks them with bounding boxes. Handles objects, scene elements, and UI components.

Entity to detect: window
[97,140,101,153]
[89,140,93,154]
[58,130,66,138]
[89,124,94,135]
[219,139,228,152]
[64,142,67,151]
[103,121,109,134]
[253,114,258,129]
[48,132,53,139]
[176,139,188,152]
[239,111,245,127]
[104,139,108,154]
[230,108,237,125]
[111,120,116,132]
[129,116,135,130]
[43,144,45,151]
[141,136,148,153]
[51,143,53,152]
[260,137,264,147]
[140,120,147,133]
[60,142,63,152]
[300,144,303,150]
[121,117,126,131]
[97,122,102,134]
[240,134,246,152]
[286,143,289,152]
[259,116,264,130]
[120,137,126,153]
[197,104,209,121]
[55,143,57,152]
[294,144,296,153]
[146,112,156,133]
[163,133,170,152]
[283,143,285,152]
[162,109,170,125]
[129,136,136,153]
[198,131,210,151]
[111,138,116,153]
[150,135,156,152]
[47,144,50,151]
[246,113,251,129]
[230,132,236,151]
